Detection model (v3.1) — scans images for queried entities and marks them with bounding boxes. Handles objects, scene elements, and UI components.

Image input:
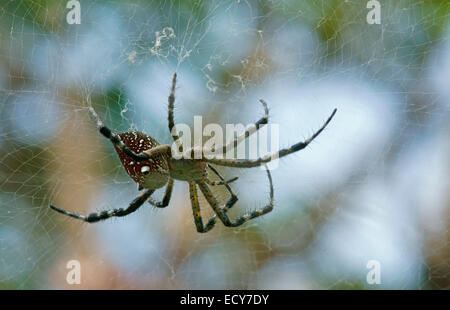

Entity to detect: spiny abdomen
[113,131,169,184]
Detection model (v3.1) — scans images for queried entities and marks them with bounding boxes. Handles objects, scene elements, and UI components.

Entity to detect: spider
[50,73,337,233]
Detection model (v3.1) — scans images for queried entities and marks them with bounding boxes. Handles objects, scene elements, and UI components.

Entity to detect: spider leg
[168,73,183,153]
[217,99,269,154]
[147,178,174,208]
[181,100,268,158]
[206,164,238,206]
[202,109,337,168]
[88,107,150,162]
[189,182,219,233]
[189,165,239,233]
[197,164,273,227]
[49,189,155,223]
[205,176,238,186]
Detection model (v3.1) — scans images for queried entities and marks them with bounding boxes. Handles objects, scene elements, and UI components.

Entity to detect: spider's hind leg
[215,99,269,155]
[203,108,337,168]
[87,107,150,162]
[148,178,174,208]
[50,189,155,223]
[183,99,269,158]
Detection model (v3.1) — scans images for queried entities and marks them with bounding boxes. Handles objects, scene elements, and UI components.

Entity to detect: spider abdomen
[114,131,170,189]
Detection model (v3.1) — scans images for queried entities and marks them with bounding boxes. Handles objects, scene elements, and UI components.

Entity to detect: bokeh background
[0,0,449,289]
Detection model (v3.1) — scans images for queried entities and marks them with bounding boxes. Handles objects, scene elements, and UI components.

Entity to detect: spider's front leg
[50,189,155,223]
[202,108,337,168]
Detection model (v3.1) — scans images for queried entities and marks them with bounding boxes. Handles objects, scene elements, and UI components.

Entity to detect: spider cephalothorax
[50,73,337,232]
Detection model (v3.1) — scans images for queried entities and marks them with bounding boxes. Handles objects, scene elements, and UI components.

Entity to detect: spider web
[0,0,449,289]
